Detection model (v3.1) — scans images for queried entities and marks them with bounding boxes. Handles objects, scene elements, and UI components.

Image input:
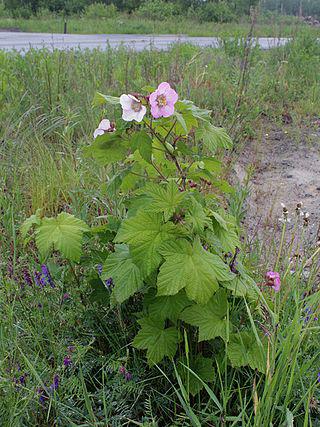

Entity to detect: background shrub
[136,0,181,21]
[83,2,117,19]
[196,1,236,23]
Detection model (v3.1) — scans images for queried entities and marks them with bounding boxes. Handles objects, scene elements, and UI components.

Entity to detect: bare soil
[235,121,320,250]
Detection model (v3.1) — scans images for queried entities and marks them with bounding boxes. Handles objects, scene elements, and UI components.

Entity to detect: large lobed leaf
[157,238,234,304]
[140,180,184,221]
[179,288,230,341]
[35,212,89,261]
[83,131,128,165]
[103,244,144,303]
[20,208,42,239]
[228,331,267,373]
[147,291,192,322]
[177,355,215,396]
[115,211,181,276]
[196,122,232,154]
[133,317,180,365]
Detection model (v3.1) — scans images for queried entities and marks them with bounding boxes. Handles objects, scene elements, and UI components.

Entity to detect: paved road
[0,31,291,52]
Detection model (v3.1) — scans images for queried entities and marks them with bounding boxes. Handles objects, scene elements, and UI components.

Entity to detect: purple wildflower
[49,374,59,392]
[41,264,55,288]
[97,264,103,276]
[22,268,33,287]
[37,387,47,404]
[34,271,43,288]
[63,355,72,367]
[125,372,132,381]
[318,372,320,383]
[62,293,70,301]
[105,277,113,288]
[67,345,75,353]
[19,374,27,385]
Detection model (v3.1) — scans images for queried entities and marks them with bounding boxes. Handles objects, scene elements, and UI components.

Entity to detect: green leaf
[228,331,267,373]
[180,288,229,341]
[176,100,211,121]
[147,291,191,322]
[202,157,222,174]
[177,355,214,396]
[185,199,212,234]
[141,85,156,93]
[133,317,180,365]
[131,131,153,163]
[103,244,143,303]
[157,238,234,304]
[35,212,89,261]
[211,214,240,252]
[175,109,198,135]
[141,181,184,221]
[223,273,258,298]
[115,211,180,276]
[93,92,120,106]
[196,123,232,154]
[20,208,42,239]
[88,276,110,306]
[83,132,128,165]
[211,211,228,231]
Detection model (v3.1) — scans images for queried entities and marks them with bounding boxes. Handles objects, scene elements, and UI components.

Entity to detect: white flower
[93,119,113,139]
[120,94,146,122]
[279,217,291,224]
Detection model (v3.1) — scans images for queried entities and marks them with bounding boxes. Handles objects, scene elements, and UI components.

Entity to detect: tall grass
[0,14,318,37]
[1,33,319,224]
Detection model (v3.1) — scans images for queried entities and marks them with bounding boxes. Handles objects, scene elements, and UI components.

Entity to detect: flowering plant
[22,83,266,395]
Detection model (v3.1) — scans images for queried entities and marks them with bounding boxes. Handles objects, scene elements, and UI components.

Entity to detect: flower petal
[149,91,158,105]
[135,105,147,122]
[93,128,105,139]
[120,94,132,109]
[165,88,178,105]
[122,109,136,122]
[157,82,171,94]
[151,104,161,119]
[128,94,140,103]
[161,104,175,118]
[99,119,111,131]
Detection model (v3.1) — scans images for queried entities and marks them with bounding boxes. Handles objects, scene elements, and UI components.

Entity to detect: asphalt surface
[0,31,291,52]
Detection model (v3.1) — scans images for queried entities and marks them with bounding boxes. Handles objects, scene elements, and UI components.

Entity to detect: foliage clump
[23,82,265,395]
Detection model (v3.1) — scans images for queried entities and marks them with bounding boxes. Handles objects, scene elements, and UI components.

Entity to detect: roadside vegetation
[0,0,320,36]
[1,23,320,427]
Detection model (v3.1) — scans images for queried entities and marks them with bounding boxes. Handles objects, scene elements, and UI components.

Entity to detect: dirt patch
[235,122,320,250]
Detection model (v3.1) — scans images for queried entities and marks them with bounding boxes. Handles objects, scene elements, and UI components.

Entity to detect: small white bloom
[120,94,146,123]
[279,217,291,224]
[93,119,112,139]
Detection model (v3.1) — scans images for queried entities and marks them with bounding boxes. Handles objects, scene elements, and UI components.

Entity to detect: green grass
[0,14,320,37]
[1,31,319,220]
[1,30,320,425]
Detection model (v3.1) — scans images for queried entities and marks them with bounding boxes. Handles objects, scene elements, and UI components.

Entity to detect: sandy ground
[235,121,320,251]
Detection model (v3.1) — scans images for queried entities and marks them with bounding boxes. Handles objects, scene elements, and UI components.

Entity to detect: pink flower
[119,365,126,375]
[93,119,113,139]
[120,94,146,122]
[266,271,281,292]
[149,82,178,119]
